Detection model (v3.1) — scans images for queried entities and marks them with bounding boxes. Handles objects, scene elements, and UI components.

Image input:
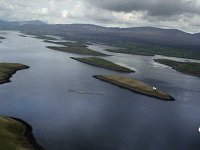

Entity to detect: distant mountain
[0,20,200,50]
[13,20,46,26]
[0,20,46,27]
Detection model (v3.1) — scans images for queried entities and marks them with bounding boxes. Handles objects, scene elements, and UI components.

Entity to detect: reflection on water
[0,31,200,150]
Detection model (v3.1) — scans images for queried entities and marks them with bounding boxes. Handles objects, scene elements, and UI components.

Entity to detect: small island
[154,59,200,78]
[0,63,29,84]
[93,75,174,101]
[0,117,43,150]
[71,57,134,73]
[46,44,108,56]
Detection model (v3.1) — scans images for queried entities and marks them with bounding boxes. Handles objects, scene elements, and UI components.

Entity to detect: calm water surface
[0,31,200,150]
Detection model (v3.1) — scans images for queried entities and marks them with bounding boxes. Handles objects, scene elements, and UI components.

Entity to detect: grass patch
[154,59,200,77]
[94,75,174,101]
[71,57,134,73]
[0,63,29,84]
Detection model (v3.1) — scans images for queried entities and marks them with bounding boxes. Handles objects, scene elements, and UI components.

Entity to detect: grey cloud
[86,0,200,16]
[0,0,200,33]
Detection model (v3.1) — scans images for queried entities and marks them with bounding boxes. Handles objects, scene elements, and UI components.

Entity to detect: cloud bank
[0,0,200,33]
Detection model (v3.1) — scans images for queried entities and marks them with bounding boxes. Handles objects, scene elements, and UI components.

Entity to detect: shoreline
[10,117,44,150]
[93,75,175,101]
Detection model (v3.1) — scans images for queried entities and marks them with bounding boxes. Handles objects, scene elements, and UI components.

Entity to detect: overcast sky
[0,0,200,33]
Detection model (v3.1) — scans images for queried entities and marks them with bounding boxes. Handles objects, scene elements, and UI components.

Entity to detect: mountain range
[0,20,200,51]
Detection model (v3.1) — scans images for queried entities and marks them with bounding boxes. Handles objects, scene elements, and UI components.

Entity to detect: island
[71,57,134,73]
[93,75,174,101]
[46,44,108,56]
[0,117,43,150]
[154,59,200,78]
[0,63,29,84]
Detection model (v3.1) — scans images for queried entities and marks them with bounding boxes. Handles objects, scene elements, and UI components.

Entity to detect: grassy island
[93,75,174,101]
[154,59,200,78]
[46,45,107,56]
[0,117,43,150]
[0,63,29,84]
[71,57,134,73]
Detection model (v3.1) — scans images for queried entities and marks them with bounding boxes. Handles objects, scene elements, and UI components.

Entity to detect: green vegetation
[0,117,35,150]
[71,57,134,73]
[106,42,200,60]
[46,44,108,56]
[154,59,200,77]
[94,75,174,101]
[0,63,29,84]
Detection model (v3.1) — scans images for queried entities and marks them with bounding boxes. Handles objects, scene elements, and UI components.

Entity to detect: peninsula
[0,117,43,150]
[71,57,134,73]
[0,63,29,84]
[93,75,174,101]
[154,59,200,78]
